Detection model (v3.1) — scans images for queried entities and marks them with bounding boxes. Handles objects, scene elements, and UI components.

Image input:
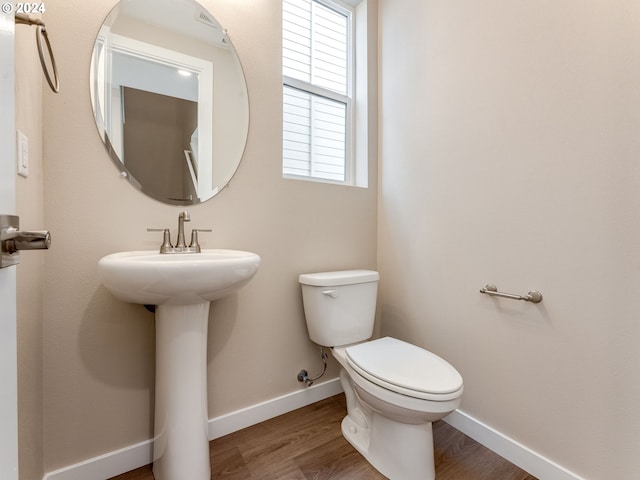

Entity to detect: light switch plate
[16,130,28,178]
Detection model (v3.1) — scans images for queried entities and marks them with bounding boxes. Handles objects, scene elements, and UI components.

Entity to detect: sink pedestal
[153,303,211,480]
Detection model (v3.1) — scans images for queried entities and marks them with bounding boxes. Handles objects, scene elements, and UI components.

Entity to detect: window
[283,0,353,183]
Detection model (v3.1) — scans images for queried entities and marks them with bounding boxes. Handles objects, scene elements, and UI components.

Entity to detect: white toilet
[299,270,463,480]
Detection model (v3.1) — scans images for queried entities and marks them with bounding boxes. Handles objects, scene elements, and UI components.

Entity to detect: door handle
[1,214,51,268]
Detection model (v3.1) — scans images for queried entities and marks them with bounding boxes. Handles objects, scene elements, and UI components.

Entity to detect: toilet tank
[298,270,379,347]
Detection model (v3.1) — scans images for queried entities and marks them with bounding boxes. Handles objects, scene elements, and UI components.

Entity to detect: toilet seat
[346,337,463,401]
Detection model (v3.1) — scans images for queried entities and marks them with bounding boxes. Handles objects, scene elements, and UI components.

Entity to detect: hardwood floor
[109,394,537,480]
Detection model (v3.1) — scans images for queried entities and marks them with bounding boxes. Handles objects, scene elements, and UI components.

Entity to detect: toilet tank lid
[299,270,379,286]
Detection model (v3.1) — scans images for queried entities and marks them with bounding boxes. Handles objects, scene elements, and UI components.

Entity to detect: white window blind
[283,0,351,182]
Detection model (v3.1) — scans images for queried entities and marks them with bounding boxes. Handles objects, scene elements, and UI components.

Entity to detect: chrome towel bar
[480,284,543,304]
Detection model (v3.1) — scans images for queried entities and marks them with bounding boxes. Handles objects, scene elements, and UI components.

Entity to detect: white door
[0,8,19,480]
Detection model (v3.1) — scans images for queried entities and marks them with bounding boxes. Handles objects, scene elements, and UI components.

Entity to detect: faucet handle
[189,229,212,252]
[147,228,173,253]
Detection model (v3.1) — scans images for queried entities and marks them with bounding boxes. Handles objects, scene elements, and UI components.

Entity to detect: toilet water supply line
[297,347,328,386]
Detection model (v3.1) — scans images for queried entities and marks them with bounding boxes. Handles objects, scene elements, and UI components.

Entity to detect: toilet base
[341,411,435,480]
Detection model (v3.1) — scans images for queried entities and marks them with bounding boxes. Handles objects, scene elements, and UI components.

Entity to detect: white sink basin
[97,248,260,479]
[98,249,260,305]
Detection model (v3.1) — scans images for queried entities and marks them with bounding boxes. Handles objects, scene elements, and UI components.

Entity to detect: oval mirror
[89,0,249,205]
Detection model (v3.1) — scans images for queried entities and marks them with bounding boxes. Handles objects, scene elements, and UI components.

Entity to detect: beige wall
[378,0,640,479]
[15,21,45,480]
[41,0,377,472]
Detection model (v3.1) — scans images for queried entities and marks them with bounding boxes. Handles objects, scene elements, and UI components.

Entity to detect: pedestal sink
[98,249,260,480]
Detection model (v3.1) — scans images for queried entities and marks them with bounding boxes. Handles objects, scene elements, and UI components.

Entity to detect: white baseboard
[208,377,344,440]
[43,380,582,480]
[42,439,154,480]
[444,409,585,480]
[42,378,343,480]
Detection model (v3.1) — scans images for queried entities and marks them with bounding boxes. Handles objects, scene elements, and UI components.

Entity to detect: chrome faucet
[176,211,191,249]
[147,211,211,254]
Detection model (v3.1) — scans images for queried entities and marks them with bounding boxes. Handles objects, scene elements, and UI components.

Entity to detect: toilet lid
[346,337,463,397]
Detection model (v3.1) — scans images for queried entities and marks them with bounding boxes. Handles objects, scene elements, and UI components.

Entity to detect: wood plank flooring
[109,394,537,480]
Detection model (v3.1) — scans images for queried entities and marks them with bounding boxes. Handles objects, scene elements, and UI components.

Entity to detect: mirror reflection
[90,0,249,205]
